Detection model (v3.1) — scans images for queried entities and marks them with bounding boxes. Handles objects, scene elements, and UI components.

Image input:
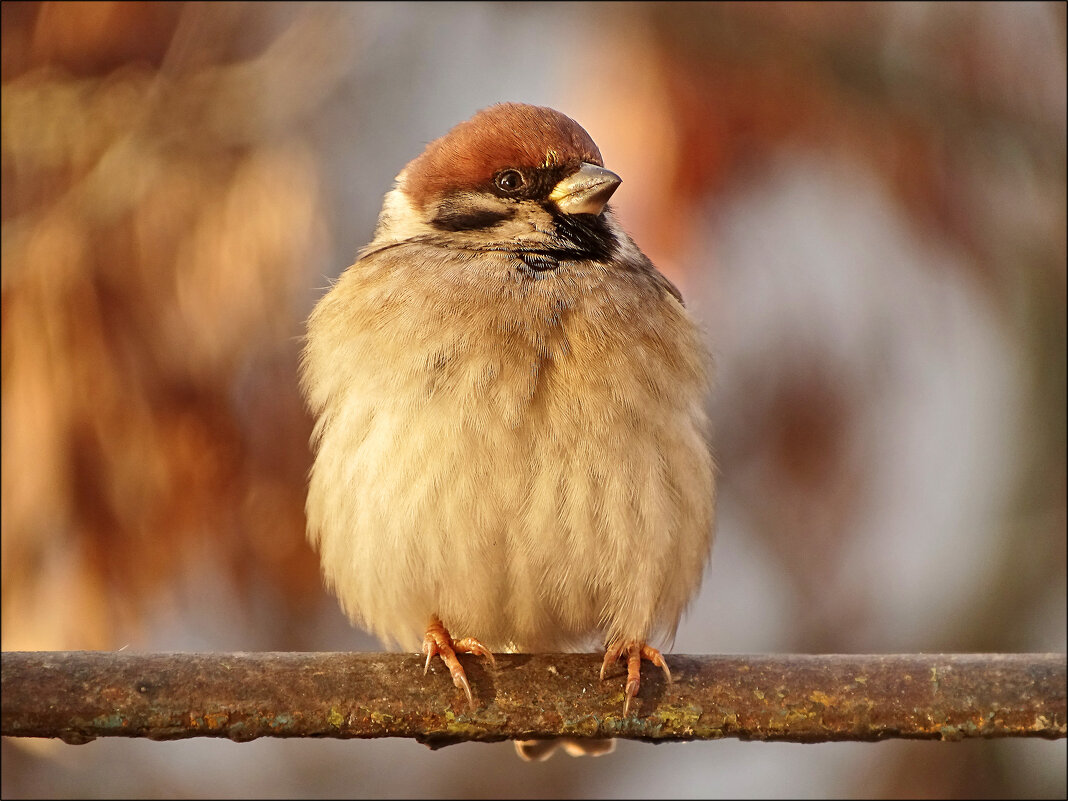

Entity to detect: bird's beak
[549,162,621,216]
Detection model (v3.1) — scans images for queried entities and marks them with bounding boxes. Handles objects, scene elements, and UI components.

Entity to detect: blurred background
[1,1,1064,797]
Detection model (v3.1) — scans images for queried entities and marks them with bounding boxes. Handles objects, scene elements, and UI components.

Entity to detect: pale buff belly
[307,379,713,654]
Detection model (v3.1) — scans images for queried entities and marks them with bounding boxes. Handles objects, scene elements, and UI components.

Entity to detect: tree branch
[2,651,1064,747]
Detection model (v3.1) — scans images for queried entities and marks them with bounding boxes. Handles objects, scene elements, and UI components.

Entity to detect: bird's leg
[600,640,672,715]
[422,615,496,710]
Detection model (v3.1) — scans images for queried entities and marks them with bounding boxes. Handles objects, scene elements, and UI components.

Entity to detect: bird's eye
[495,169,524,192]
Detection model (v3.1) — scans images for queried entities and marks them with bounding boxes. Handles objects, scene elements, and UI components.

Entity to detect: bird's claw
[601,640,672,715]
[453,637,497,669]
[422,616,493,710]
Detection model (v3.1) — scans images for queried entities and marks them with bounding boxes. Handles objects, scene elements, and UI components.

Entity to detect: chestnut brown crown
[402,103,605,210]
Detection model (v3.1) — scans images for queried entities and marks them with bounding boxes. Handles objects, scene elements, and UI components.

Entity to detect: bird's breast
[303,247,713,651]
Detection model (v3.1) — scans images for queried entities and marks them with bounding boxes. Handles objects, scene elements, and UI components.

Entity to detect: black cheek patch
[430,201,515,232]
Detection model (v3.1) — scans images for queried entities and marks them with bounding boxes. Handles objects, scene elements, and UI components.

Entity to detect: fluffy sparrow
[301,103,715,759]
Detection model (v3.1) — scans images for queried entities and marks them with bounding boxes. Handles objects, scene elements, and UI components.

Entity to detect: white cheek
[603,211,645,264]
[372,179,432,245]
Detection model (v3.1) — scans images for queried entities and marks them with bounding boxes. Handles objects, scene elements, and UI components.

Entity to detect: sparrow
[301,102,714,759]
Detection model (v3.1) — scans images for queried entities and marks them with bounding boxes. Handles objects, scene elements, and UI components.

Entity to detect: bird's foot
[422,616,495,710]
[514,737,616,761]
[600,640,672,715]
